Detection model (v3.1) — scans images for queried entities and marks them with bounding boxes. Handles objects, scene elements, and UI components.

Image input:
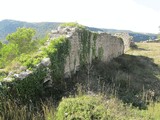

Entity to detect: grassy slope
[125,43,160,119]
[127,43,160,65]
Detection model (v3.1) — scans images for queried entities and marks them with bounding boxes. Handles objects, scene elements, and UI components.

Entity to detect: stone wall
[50,27,125,77]
[114,33,133,52]
[1,26,131,103]
[3,26,131,81]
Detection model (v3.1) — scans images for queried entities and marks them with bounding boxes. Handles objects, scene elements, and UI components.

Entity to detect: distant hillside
[0,19,157,42]
[88,27,157,42]
[0,19,61,42]
[128,33,157,42]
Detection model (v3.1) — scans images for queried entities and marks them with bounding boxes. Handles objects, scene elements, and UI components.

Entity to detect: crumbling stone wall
[1,26,131,102]
[50,27,125,77]
[114,33,133,52]
[3,27,131,81]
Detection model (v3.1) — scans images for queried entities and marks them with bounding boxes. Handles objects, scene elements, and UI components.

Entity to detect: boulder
[3,77,13,82]
[14,71,32,80]
[51,30,58,34]
[41,58,51,67]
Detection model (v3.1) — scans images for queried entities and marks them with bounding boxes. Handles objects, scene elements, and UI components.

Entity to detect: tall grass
[0,99,55,120]
[0,82,160,120]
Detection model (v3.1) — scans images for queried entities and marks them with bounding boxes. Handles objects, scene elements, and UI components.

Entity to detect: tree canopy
[6,28,36,54]
[0,28,36,68]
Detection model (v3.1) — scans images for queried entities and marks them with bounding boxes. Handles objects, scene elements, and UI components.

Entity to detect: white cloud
[0,0,159,33]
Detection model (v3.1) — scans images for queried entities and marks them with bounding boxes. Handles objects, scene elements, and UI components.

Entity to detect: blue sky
[0,0,160,33]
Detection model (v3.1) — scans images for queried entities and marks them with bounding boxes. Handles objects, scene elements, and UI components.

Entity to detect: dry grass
[127,42,160,83]
[127,43,160,65]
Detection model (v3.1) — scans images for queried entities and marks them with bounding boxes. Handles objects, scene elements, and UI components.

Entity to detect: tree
[6,28,36,54]
[0,43,19,68]
[0,41,3,50]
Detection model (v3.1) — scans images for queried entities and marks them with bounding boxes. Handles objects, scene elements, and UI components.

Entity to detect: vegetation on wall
[98,47,104,60]
[92,33,98,59]
[18,53,45,69]
[3,36,71,102]
[45,36,70,79]
[12,67,47,103]
[79,29,92,66]
[78,28,104,67]
[60,22,85,29]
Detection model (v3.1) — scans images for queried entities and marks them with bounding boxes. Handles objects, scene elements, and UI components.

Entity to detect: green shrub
[39,35,49,45]
[60,22,85,29]
[0,28,43,69]
[18,52,45,69]
[56,95,108,120]
[13,67,47,103]
[6,28,36,54]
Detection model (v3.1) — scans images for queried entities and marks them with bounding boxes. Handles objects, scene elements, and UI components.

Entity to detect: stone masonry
[49,26,128,77]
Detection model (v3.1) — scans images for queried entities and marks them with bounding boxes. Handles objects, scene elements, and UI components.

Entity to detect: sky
[0,0,160,33]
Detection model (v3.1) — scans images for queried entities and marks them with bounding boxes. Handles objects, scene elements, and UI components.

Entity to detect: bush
[56,95,108,120]
[18,53,45,69]
[60,22,85,29]
[12,67,47,103]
